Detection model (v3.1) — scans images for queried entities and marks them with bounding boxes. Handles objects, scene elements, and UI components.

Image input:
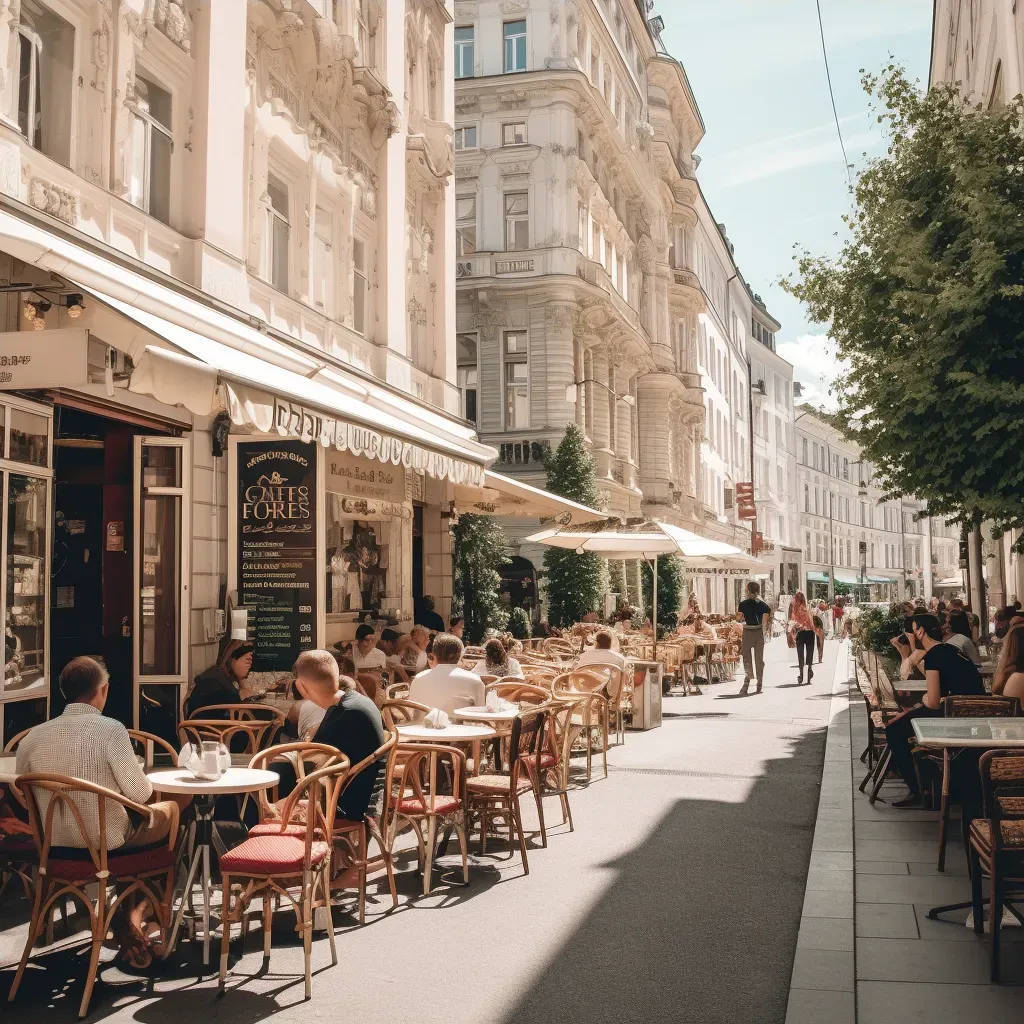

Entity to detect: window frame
[502,330,530,430]
[351,235,369,336]
[311,204,334,315]
[502,121,527,146]
[265,169,292,293]
[455,194,477,257]
[503,191,529,251]
[127,70,174,224]
[453,124,478,151]
[454,25,475,79]
[503,19,527,73]
[456,331,479,425]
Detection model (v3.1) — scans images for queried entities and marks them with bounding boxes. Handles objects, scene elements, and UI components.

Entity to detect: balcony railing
[498,439,551,467]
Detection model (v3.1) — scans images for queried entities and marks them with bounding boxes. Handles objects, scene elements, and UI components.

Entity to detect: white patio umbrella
[525,521,743,660]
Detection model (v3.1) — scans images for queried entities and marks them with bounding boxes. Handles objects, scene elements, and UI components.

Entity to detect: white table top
[0,754,17,784]
[453,706,519,723]
[397,722,496,743]
[147,766,280,795]
[912,718,1024,748]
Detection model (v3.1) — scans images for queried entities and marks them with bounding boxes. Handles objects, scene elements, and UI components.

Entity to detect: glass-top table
[912,718,1024,748]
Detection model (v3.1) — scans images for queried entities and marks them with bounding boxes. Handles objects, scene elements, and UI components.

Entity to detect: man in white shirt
[577,630,627,671]
[408,634,485,717]
[16,656,180,850]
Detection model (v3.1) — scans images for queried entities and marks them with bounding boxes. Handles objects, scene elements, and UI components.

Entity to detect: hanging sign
[325,451,405,503]
[236,439,318,671]
[0,328,90,390]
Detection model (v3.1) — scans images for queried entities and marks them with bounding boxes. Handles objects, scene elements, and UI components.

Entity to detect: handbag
[786,626,796,649]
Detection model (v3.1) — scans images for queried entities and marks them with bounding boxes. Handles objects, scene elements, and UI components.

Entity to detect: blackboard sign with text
[236,440,317,671]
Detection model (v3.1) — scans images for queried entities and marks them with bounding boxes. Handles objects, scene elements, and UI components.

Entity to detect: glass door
[133,436,190,730]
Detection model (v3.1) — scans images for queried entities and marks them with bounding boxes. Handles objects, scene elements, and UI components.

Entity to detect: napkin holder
[423,708,450,730]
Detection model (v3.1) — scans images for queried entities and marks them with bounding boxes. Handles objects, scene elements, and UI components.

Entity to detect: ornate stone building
[452,0,779,611]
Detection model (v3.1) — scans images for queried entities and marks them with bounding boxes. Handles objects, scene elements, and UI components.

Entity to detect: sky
[657,0,934,407]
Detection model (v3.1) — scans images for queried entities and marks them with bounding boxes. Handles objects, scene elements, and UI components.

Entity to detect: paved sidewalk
[786,643,1024,1023]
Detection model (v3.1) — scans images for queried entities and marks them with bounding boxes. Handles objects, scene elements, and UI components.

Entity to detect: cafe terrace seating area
[0,628,684,1018]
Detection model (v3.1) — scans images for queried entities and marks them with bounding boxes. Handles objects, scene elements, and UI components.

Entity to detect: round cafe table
[147,766,279,966]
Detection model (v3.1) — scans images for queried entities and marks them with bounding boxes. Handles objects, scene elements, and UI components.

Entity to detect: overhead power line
[815,0,853,186]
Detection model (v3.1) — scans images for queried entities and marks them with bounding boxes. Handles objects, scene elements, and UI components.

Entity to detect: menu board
[236,440,317,671]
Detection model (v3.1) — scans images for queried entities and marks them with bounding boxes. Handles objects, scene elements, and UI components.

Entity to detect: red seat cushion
[395,795,461,816]
[48,844,175,883]
[248,822,311,838]
[220,835,329,876]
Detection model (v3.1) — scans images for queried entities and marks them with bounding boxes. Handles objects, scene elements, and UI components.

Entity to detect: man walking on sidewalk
[736,581,772,696]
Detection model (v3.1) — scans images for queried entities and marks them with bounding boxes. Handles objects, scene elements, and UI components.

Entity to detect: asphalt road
[0,634,839,1024]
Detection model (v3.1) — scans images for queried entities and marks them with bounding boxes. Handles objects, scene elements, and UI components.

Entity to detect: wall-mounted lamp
[65,293,84,318]
[565,379,636,406]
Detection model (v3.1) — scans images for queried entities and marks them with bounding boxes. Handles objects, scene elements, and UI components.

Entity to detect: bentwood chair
[329,730,399,922]
[383,742,469,895]
[380,698,430,731]
[127,729,179,768]
[218,757,350,999]
[485,681,550,705]
[968,750,1024,981]
[8,774,178,1018]
[466,707,548,875]
[178,703,286,755]
[533,698,578,831]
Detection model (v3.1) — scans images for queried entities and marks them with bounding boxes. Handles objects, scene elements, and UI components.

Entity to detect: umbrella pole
[652,556,658,664]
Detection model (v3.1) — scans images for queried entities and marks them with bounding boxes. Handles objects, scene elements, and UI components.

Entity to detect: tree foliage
[507,606,532,640]
[543,425,608,626]
[783,66,1024,537]
[452,514,509,644]
[642,554,685,636]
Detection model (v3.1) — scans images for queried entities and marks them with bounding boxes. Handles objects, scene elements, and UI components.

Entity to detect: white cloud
[777,333,847,410]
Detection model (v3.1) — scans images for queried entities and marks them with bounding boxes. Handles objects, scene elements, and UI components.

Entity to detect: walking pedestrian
[735,581,771,696]
[788,591,816,684]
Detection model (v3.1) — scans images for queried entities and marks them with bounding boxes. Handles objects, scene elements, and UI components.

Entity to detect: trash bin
[629,661,663,730]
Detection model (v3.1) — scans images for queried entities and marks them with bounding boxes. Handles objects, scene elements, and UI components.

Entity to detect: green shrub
[507,607,532,640]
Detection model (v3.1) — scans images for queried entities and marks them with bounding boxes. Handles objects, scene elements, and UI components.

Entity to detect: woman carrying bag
[788,591,817,685]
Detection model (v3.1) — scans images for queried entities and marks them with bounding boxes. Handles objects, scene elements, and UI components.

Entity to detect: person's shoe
[892,793,923,809]
[738,683,749,697]
[808,667,814,683]
[755,684,762,694]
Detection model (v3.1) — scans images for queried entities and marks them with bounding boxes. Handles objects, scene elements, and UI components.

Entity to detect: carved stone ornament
[499,0,529,13]
[29,178,79,225]
[149,0,192,54]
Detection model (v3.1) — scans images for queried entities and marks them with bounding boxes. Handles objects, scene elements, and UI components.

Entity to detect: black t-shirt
[922,642,985,697]
[312,690,387,820]
[738,598,771,628]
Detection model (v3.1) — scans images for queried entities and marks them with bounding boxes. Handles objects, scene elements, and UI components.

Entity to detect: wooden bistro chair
[383,743,469,896]
[554,669,612,780]
[486,681,550,705]
[931,695,1019,872]
[218,756,350,999]
[466,707,548,875]
[968,750,1024,982]
[178,703,287,755]
[329,731,400,923]
[380,698,430,731]
[533,699,578,832]
[8,774,178,1019]
[1,729,36,912]
[384,681,411,702]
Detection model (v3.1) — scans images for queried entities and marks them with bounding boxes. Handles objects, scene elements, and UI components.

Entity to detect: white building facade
[0,0,507,745]
[452,0,777,614]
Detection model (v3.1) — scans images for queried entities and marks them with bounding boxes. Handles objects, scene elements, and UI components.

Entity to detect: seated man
[577,630,627,671]
[296,650,387,823]
[406,625,431,674]
[16,656,186,963]
[408,633,485,717]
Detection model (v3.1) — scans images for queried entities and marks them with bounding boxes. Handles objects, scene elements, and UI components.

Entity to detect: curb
[784,641,856,1024]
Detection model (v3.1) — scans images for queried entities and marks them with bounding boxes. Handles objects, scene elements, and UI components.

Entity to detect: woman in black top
[184,640,255,718]
[884,613,985,808]
[735,581,771,696]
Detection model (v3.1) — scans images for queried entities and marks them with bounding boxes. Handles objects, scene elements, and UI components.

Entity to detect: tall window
[351,238,368,335]
[129,74,173,224]
[453,126,477,150]
[456,333,478,424]
[312,206,333,313]
[577,203,587,253]
[456,196,476,256]
[504,20,526,72]
[801,436,808,464]
[503,331,529,428]
[265,172,290,292]
[502,122,527,146]
[504,192,529,250]
[454,26,475,79]
[355,0,370,63]
[16,2,75,167]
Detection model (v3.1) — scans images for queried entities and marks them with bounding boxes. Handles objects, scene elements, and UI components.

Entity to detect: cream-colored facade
[0,0,501,743]
[452,0,780,613]
[795,409,961,602]
[931,0,1024,609]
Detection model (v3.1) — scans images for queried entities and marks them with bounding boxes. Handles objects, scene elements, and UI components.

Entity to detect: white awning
[0,208,494,485]
[452,472,609,527]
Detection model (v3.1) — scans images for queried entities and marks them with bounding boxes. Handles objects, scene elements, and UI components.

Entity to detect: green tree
[642,554,685,636]
[783,66,1024,538]
[451,514,510,644]
[543,424,608,626]
[507,606,532,640]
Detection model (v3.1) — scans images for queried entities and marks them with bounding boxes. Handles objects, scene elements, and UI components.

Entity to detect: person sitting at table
[406,625,431,674]
[884,612,986,808]
[449,615,465,640]
[16,656,188,965]
[184,639,255,718]
[992,622,1024,700]
[409,633,485,717]
[473,637,523,679]
[691,614,718,641]
[577,630,627,672]
[890,629,926,681]
[945,610,982,665]
[350,624,387,702]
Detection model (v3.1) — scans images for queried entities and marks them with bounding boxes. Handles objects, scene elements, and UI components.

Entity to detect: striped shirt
[15,704,153,849]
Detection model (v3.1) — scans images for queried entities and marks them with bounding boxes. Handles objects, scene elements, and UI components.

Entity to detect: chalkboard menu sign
[236,440,318,671]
